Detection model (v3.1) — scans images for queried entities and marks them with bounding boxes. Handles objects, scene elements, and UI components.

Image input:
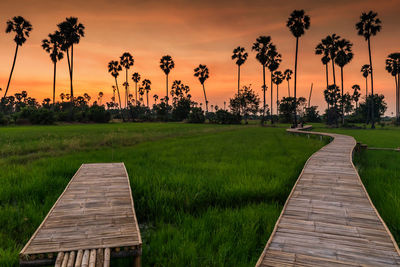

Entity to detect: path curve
[256,128,400,266]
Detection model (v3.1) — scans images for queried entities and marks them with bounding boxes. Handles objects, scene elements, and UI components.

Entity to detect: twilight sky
[0,0,399,114]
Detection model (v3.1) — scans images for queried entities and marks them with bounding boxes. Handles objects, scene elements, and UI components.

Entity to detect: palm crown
[108,61,122,78]
[194,64,209,85]
[6,16,32,46]
[315,39,331,64]
[252,36,272,65]
[284,69,293,81]
[120,52,134,69]
[132,72,141,83]
[232,46,248,66]
[272,71,284,85]
[142,79,151,91]
[160,55,175,75]
[385,53,400,76]
[58,17,85,49]
[361,64,371,78]
[335,39,353,68]
[356,11,382,40]
[267,46,282,72]
[287,10,310,38]
[42,31,64,63]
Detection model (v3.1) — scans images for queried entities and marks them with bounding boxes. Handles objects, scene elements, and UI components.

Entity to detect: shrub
[19,107,55,125]
[187,107,205,123]
[88,105,111,123]
[0,112,10,125]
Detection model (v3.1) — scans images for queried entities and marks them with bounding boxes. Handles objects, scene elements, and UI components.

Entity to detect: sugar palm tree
[315,38,331,90]
[232,46,248,94]
[267,46,281,123]
[252,36,272,124]
[361,64,371,97]
[194,64,210,112]
[131,72,141,106]
[153,94,159,105]
[356,11,381,128]
[385,53,400,122]
[352,84,361,109]
[284,69,293,97]
[287,9,310,126]
[335,38,353,124]
[4,16,32,98]
[108,60,124,120]
[324,34,340,86]
[58,17,85,100]
[142,79,151,107]
[272,70,284,114]
[42,31,64,105]
[120,52,134,108]
[160,55,175,106]
[98,91,104,105]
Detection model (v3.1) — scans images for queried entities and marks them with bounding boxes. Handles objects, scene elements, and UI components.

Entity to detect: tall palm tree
[142,79,151,107]
[108,60,124,120]
[42,31,64,105]
[352,84,361,109]
[287,9,310,126]
[131,72,141,106]
[272,70,284,114]
[252,36,272,124]
[232,46,248,94]
[324,34,340,87]
[385,53,400,122]
[267,46,281,124]
[194,64,210,112]
[58,17,85,100]
[284,69,293,97]
[98,91,104,105]
[120,52,134,108]
[4,16,32,98]
[153,94,159,105]
[159,55,175,106]
[315,39,331,90]
[335,38,353,124]
[361,64,371,96]
[356,11,381,128]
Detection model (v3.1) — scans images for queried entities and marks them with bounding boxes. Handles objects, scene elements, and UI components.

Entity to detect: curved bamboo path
[256,127,400,266]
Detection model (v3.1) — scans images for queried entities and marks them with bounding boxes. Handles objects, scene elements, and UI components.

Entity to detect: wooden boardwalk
[20,163,142,266]
[256,128,400,266]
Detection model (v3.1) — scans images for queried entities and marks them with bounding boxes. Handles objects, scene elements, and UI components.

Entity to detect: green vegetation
[0,123,325,266]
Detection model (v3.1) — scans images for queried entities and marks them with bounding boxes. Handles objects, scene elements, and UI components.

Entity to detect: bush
[172,98,192,121]
[187,107,205,123]
[88,105,111,123]
[0,112,10,125]
[19,107,55,125]
[129,105,152,121]
[208,110,241,124]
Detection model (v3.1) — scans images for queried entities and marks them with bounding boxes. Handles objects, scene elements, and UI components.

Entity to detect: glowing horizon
[0,0,399,115]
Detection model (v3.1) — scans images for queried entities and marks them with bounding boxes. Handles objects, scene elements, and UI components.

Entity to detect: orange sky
[0,0,399,115]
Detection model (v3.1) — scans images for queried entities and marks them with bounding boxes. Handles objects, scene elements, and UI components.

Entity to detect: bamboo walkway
[256,128,400,266]
[20,163,142,266]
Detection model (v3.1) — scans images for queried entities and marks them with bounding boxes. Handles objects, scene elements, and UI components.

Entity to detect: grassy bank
[0,123,325,266]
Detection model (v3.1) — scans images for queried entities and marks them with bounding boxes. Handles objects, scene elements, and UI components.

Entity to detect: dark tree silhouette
[325,34,340,87]
[385,53,400,122]
[142,79,151,107]
[352,84,361,109]
[194,64,210,112]
[153,94,159,105]
[131,72,141,106]
[98,91,104,105]
[159,55,175,106]
[356,11,381,128]
[108,60,124,120]
[267,45,281,123]
[273,70,284,115]
[42,31,64,105]
[335,38,353,124]
[120,52,134,108]
[252,36,272,124]
[315,38,332,90]
[232,46,248,94]
[4,16,32,98]
[58,17,85,101]
[284,69,293,97]
[361,64,371,97]
[287,9,310,126]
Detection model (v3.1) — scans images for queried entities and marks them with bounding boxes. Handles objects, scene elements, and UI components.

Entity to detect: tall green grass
[0,123,326,266]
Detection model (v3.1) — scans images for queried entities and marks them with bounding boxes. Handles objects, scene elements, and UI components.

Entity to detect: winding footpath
[256,128,400,266]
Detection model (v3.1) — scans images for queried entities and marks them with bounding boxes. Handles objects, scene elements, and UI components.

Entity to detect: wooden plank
[103,248,110,267]
[256,128,400,266]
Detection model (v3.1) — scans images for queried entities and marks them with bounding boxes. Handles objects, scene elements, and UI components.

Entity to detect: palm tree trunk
[365,76,368,124]
[3,44,19,98]
[367,38,375,128]
[66,48,73,101]
[395,75,399,122]
[276,84,279,115]
[270,71,274,124]
[115,77,125,121]
[331,60,336,86]
[398,73,400,123]
[135,82,138,106]
[238,65,240,95]
[146,91,149,108]
[125,69,128,108]
[262,66,266,125]
[287,80,290,97]
[53,61,56,106]
[325,63,329,110]
[294,37,299,127]
[202,83,208,112]
[341,66,344,125]
[166,74,169,106]
[71,44,74,100]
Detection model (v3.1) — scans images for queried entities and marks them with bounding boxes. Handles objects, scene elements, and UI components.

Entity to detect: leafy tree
[304,106,321,123]
[194,64,210,112]
[160,55,175,106]
[283,69,293,97]
[356,10,382,128]
[42,31,64,105]
[232,46,248,94]
[287,9,310,126]
[4,16,32,98]
[359,94,387,123]
[323,85,340,126]
[120,52,134,108]
[229,85,260,124]
[279,97,306,123]
[170,80,192,121]
[385,53,400,122]
[58,17,85,100]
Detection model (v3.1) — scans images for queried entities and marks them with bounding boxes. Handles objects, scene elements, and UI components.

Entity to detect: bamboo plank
[75,250,83,267]
[82,250,90,267]
[103,248,110,267]
[88,249,96,267]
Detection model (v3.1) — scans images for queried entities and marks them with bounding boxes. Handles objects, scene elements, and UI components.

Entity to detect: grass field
[0,123,326,266]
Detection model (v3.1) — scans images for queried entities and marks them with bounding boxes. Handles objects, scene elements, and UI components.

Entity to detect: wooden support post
[82,250,90,267]
[89,249,96,267]
[96,248,104,267]
[55,252,65,267]
[67,251,76,267]
[75,250,83,267]
[133,255,141,267]
[61,252,69,267]
[103,248,110,267]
